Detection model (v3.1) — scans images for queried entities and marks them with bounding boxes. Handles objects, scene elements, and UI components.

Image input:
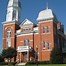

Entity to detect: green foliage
[2,49,7,58]
[2,47,17,61]
[50,48,63,64]
[0,62,16,65]
[26,61,50,65]
[0,54,4,62]
[63,56,66,64]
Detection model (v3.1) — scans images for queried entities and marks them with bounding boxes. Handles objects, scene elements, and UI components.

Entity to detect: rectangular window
[12,10,16,20]
[42,27,45,33]
[28,40,30,46]
[24,40,26,46]
[46,26,50,32]
[7,29,11,37]
[6,42,8,49]
[48,43,50,49]
[43,41,46,49]
[42,26,50,33]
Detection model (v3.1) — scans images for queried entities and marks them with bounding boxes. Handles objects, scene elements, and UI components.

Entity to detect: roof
[37,8,54,21]
[20,19,33,28]
[8,0,19,7]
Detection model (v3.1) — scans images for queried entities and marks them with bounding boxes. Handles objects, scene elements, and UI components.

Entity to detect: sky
[0,0,66,53]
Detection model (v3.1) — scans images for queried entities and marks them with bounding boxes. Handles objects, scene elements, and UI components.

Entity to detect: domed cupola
[37,5,57,22]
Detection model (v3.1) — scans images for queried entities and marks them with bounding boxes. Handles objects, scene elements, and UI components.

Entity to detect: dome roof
[37,8,54,21]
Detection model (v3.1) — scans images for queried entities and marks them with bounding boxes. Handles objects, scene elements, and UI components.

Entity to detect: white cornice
[2,20,19,25]
[16,32,39,37]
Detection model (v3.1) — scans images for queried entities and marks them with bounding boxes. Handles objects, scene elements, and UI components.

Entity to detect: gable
[20,19,33,28]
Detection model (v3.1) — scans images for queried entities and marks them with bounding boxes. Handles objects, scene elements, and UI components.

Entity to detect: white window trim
[47,43,50,49]
[43,41,46,49]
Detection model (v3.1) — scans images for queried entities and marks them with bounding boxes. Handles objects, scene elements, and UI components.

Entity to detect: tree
[0,54,4,62]
[50,47,63,64]
[2,47,17,62]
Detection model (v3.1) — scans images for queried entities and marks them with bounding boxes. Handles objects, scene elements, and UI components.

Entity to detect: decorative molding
[17,33,33,37]
[42,49,52,51]
[17,32,39,37]
[3,37,15,39]
[2,20,19,25]
[20,40,33,42]
[38,19,53,23]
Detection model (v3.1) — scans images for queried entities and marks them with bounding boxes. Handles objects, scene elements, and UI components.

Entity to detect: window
[46,26,50,32]
[28,40,30,46]
[6,42,8,49]
[7,29,11,38]
[24,40,26,46]
[48,43,50,49]
[6,39,11,48]
[12,10,16,20]
[42,26,50,33]
[6,28,11,48]
[43,41,46,49]
[23,28,30,31]
[42,27,45,33]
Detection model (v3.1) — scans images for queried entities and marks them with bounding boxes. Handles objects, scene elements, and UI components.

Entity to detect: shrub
[0,55,4,62]
[63,56,66,64]
[0,62,16,65]
[50,48,63,64]
[0,62,8,65]
[26,61,50,65]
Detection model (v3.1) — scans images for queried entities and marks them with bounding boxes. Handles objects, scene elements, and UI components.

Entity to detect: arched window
[43,41,46,49]
[7,28,11,38]
[48,43,50,49]
[6,28,11,48]
[12,10,16,20]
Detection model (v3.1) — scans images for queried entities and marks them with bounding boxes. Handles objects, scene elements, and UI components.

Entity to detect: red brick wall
[2,24,16,49]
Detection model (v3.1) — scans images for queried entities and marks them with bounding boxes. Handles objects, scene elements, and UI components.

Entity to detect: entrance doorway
[23,53,27,62]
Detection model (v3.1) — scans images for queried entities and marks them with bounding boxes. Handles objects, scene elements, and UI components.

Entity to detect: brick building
[2,0,66,62]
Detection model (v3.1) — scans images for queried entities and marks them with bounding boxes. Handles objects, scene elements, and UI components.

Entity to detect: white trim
[38,19,53,24]
[43,41,46,49]
[42,32,51,35]
[30,40,33,42]
[3,37,15,39]
[38,19,57,24]
[42,49,52,51]
[20,19,33,28]
[2,20,19,25]
[4,27,13,30]
[34,33,39,35]
[17,33,39,37]
[17,33,33,37]
[3,23,15,25]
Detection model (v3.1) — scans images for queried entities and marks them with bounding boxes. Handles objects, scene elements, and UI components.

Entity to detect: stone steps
[17,62,27,66]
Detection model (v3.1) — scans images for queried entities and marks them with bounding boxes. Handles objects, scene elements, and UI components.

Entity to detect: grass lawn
[26,64,66,66]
